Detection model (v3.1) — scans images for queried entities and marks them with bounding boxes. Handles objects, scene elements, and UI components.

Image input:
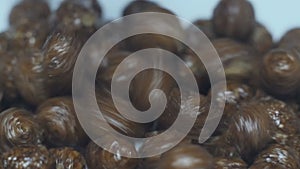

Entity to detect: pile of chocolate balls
[0,0,300,168]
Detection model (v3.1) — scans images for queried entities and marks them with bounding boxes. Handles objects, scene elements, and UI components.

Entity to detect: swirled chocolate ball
[260,48,300,99]
[158,144,214,169]
[0,108,43,152]
[9,0,50,26]
[15,29,81,105]
[86,137,139,169]
[13,50,49,105]
[50,147,87,169]
[213,0,255,40]
[36,97,88,147]
[225,102,275,163]
[249,144,300,169]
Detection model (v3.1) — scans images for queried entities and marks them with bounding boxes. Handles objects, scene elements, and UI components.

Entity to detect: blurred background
[1,0,299,41]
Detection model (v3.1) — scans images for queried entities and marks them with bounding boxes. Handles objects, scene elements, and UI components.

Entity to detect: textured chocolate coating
[225,102,275,163]
[214,157,247,169]
[9,0,50,26]
[208,80,255,134]
[157,87,208,141]
[158,144,214,169]
[213,0,255,40]
[2,145,53,169]
[36,97,88,147]
[50,147,87,169]
[257,97,300,144]
[14,50,49,105]
[14,29,81,105]
[0,108,43,152]
[260,48,300,98]
[250,144,300,169]
[248,23,273,54]
[86,138,139,169]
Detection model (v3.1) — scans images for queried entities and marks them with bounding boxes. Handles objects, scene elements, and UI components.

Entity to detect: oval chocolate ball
[9,0,50,26]
[36,97,88,147]
[260,48,300,98]
[213,0,255,40]
[225,102,275,163]
[158,143,214,169]
[0,108,43,152]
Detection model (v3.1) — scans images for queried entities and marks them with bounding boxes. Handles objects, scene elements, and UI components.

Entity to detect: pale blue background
[0,0,299,41]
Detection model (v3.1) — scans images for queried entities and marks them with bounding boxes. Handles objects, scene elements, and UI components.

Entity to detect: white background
[0,0,299,41]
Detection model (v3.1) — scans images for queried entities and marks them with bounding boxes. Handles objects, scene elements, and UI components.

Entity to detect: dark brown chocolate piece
[260,48,300,98]
[213,0,255,40]
[225,102,275,162]
[158,143,214,169]
[9,0,50,26]
[36,97,88,147]
[0,108,43,152]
